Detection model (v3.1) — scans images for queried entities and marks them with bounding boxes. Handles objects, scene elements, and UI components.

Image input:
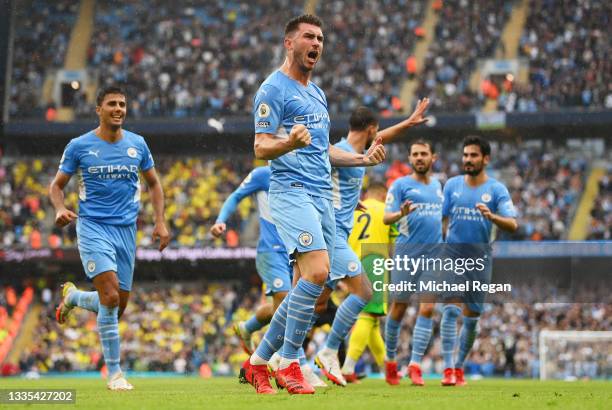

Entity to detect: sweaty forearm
[329,145,366,167]
[492,215,518,232]
[383,211,402,225]
[254,136,294,160]
[150,183,166,223]
[49,184,67,212]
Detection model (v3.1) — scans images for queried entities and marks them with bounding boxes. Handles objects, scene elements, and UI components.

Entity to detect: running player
[50,86,170,390]
[440,136,517,386]
[340,182,398,382]
[314,101,429,386]
[240,14,386,395]
[210,165,326,387]
[383,139,443,386]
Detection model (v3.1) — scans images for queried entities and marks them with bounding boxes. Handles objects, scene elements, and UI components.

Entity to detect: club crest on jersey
[348,261,359,273]
[298,232,313,247]
[87,260,96,273]
[258,103,270,118]
[127,147,138,158]
[273,278,284,288]
[481,193,492,203]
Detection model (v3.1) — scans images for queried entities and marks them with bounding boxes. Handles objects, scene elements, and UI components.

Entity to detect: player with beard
[439,136,517,386]
[382,139,443,386]
[240,14,386,395]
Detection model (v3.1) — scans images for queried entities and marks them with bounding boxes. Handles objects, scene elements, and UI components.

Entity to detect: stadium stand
[0,143,604,249]
[15,284,611,378]
[87,0,303,118]
[415,0,515,113]
[313,0,427,116]
[517,0,612,111]
[9,0,79,119]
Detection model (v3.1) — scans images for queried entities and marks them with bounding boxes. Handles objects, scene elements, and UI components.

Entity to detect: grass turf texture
[1,378,609,409]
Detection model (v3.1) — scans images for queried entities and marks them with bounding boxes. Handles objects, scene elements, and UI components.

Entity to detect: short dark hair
[96,85,126,106]
[409,138,435,154]
[366,181,387,194]
[284,14,323,37]
[349,106,378,131]
[463,135,491,156]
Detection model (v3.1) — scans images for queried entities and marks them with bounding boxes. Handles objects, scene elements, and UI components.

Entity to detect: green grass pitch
[1,377,610,409]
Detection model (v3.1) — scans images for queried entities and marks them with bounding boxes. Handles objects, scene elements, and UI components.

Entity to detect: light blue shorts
[256,251,292,295]
[326,233,362,289]
[269,190,336,263]
[76,217,137,291]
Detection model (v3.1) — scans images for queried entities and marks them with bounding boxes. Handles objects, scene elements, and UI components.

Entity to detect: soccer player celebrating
[440,136,517,386]
[340,182,398,383]
[210,165,326,387]
[50,86,170,390]
[240,14,385,395]
[383,139,443,386]
[314,102,429,386]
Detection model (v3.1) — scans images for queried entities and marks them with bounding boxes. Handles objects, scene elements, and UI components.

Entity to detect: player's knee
[99,289,119,308]
[308,268,329,285]
[390,302,407,320]
[419,303,434,318]
[358,284,373,303]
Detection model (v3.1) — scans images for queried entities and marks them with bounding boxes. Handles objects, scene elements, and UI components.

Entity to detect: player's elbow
[253,141,270,160]
[508,219,519,233]
[382,215,393,225]
[503,219,518,233]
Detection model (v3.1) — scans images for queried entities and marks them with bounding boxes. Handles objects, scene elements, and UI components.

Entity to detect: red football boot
[441,367,456,386]
[342,372,360,384]
[275,362,315,394]
[385,361,400,385]
[407,363,424,386]
[239,359,276,394]
[454,368,467,386]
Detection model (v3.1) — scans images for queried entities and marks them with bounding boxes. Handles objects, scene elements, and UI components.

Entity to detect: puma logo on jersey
[87,150,100,157]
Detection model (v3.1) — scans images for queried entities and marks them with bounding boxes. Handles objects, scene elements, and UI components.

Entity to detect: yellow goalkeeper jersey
[348,198,397,315]
[348,198,397,259]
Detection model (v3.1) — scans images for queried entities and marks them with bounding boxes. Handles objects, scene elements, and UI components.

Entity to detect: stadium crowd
[416,0,514,113]
[16,283,611,379]
[517,0,612,111]
[9,0,79,119]
[10,0,612,118]
[1,142,602,249]
[313,0,426,116]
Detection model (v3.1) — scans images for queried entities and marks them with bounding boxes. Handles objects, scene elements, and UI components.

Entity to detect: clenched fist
[55,208,78,227]
[364,137,386,166]
[288,124,311,150]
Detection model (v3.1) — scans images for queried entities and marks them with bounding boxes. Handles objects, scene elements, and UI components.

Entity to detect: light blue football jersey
[59,129,154,225]
[385,175,443,244]
[331,139,365,239]
[443,175,517,243]
[253,70,332,199]
[216,166,286,253]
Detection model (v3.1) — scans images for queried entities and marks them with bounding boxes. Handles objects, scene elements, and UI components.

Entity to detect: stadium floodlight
[539,330,612,380]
